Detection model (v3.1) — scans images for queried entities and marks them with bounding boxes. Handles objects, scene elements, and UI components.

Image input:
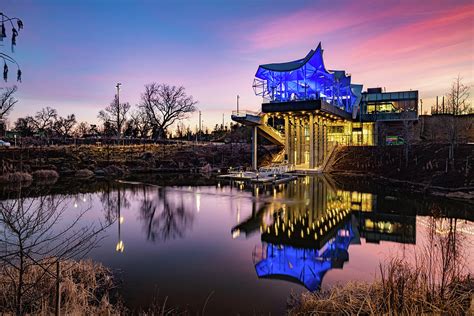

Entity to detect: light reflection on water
[5,175,474,315]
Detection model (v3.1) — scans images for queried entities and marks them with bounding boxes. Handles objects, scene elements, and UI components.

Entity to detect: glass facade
[253,43,359,113]
[361,90,418,121]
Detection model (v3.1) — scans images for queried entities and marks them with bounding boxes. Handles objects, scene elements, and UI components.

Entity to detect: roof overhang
[261,100,352,120]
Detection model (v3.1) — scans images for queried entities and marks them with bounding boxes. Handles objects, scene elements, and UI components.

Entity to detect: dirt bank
[331,143,474,201]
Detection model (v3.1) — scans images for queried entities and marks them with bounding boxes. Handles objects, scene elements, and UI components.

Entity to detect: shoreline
[330,171,474,203]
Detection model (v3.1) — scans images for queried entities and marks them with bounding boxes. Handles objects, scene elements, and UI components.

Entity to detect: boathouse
[232,43,418,171]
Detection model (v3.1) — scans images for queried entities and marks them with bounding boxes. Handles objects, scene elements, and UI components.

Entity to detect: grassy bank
[289,217,474,315]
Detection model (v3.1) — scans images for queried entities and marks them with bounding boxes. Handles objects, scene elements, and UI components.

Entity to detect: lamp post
[237,95,240,114]
[116,83,122,139]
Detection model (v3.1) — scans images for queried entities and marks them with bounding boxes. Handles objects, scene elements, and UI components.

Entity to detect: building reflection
[228,175,416,290]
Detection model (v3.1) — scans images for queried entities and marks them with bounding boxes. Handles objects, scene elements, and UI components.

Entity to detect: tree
[140,83,197,139]
[446,75,472,115]
[0,191,110,314]
[138,187,194,242]
[53,114,76,138]
[74,121,89,138]
[13,116,35,137]
[129,108,151,138]
[32,107,57,136]
[0,12,24,82]
[0,85,18,119]
[98,95,130,137]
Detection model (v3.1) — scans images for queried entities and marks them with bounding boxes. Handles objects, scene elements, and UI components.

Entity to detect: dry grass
[289,217,474,315]
[289,259,472,315]
[0,258,124,315]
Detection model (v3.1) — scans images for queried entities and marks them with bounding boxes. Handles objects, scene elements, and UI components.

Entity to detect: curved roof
[259,43,322,72]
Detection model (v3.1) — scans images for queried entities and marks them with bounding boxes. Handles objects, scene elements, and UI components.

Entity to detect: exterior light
[232,229,240,239]
[116,240,124,252]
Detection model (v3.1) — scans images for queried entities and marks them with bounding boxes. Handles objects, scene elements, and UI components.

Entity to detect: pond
[2,175,473,314]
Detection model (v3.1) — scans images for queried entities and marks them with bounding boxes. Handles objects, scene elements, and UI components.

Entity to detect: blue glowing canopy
[255,223,354,291]
[253,43,360,113]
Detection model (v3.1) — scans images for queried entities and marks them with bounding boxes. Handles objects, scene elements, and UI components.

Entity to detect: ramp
[231,111,285,146]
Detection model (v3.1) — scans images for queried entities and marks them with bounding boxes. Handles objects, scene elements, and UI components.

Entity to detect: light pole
[116,83,121,139]
[237,95,240,114]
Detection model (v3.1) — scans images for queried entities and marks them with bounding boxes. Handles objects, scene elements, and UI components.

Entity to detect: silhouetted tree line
[8,83,199,141]
[430,75,472,115]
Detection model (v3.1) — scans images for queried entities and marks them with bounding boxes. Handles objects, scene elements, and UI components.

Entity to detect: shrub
[0,172,33,184]
[32,169,59,180]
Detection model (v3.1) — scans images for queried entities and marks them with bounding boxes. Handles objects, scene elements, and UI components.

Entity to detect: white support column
[296,118,301,165]
[252,126,258,171]
[289,116,295,165]
[284,115,290,163]
[309,114,315,169]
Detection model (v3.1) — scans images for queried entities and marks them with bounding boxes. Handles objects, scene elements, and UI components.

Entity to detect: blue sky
[2,0,473,130]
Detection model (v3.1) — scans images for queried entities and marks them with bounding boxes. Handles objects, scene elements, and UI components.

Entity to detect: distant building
[232,42,419,170]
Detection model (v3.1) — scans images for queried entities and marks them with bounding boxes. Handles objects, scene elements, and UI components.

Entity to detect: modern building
[232,42,418,170]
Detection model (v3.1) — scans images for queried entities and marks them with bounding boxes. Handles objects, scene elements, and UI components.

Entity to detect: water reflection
[227,176,421,290]
[1,175,471,314]
[138,186,195,242]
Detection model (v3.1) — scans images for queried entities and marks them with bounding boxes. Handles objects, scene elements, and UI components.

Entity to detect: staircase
[257,124,285,146]
[320,142,340,172]
[231,111,285,147]
[271,149,285,163]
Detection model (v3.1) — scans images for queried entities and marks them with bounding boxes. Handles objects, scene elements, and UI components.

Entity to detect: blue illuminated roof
[253,42,362,113]
[255,223,354,291]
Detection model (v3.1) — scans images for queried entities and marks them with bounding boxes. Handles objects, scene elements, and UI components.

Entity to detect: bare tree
[140,83,197,139]
[32,107,57,135]
[53,114,76,138]
[446,75,472,115]
[0,190,111,314]
[74,121,89,138]
[14,116,35,137]
[129,108,151,138]
[98,95,130,137]
[0,85,18,119]
[138,187,194,242]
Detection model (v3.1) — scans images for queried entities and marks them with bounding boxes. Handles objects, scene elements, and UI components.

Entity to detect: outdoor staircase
[320,142,340,172]
[257,124,285,146]
[231,111,285,147]
[271,149,285,163]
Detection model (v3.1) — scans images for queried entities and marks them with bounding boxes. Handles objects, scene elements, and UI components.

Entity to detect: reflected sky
[3,176,473,315]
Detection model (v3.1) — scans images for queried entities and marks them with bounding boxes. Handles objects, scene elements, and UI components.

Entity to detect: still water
[8,175,474,314]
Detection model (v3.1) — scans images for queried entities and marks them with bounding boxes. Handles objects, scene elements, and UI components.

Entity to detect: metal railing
[231,110,261,117]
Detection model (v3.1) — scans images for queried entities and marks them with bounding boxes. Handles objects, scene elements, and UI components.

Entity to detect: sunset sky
[2,0,473,130]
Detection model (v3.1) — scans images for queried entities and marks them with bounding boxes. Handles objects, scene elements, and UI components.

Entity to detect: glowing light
[196,193,201,213]
[232,229,240,239]
[116,240,124,252]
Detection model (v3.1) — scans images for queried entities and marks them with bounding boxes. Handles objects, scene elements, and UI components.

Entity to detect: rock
[94,169,106,177]
[200,163,212,173]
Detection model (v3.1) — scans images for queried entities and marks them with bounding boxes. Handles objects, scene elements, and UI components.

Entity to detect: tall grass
[0,258,123,315]
[289,217,473,315]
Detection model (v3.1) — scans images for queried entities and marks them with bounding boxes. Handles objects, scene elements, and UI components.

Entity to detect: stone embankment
[0,143,277,183]
[330,143,474,201]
